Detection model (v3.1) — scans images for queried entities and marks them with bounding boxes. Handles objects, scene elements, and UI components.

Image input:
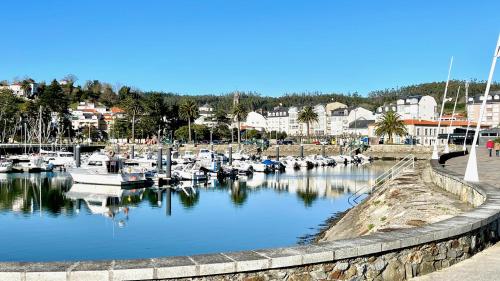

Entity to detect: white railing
[348,154,415,205]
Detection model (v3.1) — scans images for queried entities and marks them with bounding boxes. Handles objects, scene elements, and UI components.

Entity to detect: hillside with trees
[0,75,498,143]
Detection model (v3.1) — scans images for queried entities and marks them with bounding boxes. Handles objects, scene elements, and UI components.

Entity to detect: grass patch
[380,216,387,222]
[368,224,375,230]
[373,200,381,205]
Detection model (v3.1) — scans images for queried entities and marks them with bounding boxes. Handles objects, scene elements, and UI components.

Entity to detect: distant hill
[150,80,500,114]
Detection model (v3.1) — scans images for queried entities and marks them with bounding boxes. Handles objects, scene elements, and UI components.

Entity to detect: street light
[444,86,461,153]
[464,34,500,182]
[432,56,454,160]
[463,82,470,151]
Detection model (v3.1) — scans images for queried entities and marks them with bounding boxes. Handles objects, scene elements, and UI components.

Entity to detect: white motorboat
[228,160,253,175]
[10,155,53,172]
[69,153,147,186]
[0,160,13,173]
[249,161,270,173]
[41,150,75,167]
[172,163,207,181]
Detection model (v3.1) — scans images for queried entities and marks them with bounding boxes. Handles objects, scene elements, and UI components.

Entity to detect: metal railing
[348,154,415,205]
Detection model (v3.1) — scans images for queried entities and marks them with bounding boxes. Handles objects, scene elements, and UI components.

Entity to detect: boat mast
[39,106,42,153]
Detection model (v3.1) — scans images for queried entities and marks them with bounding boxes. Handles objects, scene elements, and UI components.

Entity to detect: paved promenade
[413,147,500,281]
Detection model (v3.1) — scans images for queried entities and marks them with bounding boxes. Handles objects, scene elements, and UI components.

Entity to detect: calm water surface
[0,161,394,261]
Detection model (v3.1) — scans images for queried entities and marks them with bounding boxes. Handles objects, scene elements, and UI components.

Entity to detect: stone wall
[176,225,497,281]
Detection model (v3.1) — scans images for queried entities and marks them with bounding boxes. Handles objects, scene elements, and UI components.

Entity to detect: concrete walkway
[412,147,500,281]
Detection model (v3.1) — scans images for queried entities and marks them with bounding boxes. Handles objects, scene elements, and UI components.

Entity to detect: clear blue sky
[1,0,499,96]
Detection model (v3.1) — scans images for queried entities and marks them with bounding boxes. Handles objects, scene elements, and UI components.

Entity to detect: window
[417,128,420,135]
[425,129,428,136]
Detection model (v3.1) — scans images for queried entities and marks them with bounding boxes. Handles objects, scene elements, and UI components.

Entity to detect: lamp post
[463,82,471,151]
[444,86,461,153]
[464,34,500,182]
[432,56,454,160]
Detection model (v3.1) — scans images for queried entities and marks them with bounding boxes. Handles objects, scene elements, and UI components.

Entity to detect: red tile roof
[111,107,125,113]
[402,119,487,127]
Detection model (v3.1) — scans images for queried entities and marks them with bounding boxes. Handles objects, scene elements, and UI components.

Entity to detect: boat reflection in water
[65,184,145,227]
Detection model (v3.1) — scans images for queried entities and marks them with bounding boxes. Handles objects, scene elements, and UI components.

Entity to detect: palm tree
[179,99,199,143]
[374,111,407,144]
[297,106,318,140]
[120,90,143,143]
[231,103,248,150]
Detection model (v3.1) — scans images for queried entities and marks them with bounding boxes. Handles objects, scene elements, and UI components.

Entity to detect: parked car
[312,140,320,145]
[278,139,293,145]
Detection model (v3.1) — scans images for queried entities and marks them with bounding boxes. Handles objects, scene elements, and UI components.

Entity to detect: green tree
[0,89,21,142]
[179,99,198,143]
[231,103,248,149]
[297,106,318,139]
[374,111,407,144]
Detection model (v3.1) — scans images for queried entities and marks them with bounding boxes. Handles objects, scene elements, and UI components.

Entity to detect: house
[194,103,217,128]
[329,107,350,136]
[325,102,348,135]
[345,119,375,136]
[266,105,289,134]
[467,92,500,127]
[0,82,40,98]
[376,95,437,120]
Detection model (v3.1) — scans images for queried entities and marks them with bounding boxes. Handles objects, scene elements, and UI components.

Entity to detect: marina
[0,158,393,262]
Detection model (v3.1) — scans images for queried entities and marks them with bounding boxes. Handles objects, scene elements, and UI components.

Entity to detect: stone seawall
[106,143,447,159]
[2,153,500,281]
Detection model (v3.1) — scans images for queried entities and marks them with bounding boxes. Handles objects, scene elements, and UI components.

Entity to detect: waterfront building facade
[376,95,437,121]
[467,92,500,127]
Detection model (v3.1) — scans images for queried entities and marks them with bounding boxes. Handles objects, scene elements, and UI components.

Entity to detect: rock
[434,260,442,270]
[345,266,357,279]
[408,251,423,264]
[324,264,335,272]
[366,268,380,280]
[310,270,327,280]
[419,261,435,275]
[463,245,471,254]
[447,249,458,259]
[438,244,447,254]
[288,273,312,281]
[451,240,460,248]
[329,270,344,280]
[381,261,405,281]
[243,277,266,281]
[335,262,350,271]
[373,258,387,271]
[435,252,447,260]
[405,263,414,279]
[356,264,367,275]
[471,236,478,251]
[275,272,287,279]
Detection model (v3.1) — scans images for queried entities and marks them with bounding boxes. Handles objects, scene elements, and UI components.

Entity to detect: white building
[287,107,301,136]
[330,107,350,136]
[306,104,328,136]
[194,103,217,128]
[376,95,437,121]
[266,105,289,134]
[368,119,488,146]
[325,102,348,135]
[0,82,39,98]
[467,92,500,127]
[243,111,267,132]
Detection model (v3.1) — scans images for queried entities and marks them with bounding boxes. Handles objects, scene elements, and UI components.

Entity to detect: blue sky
[1,0,499,96]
